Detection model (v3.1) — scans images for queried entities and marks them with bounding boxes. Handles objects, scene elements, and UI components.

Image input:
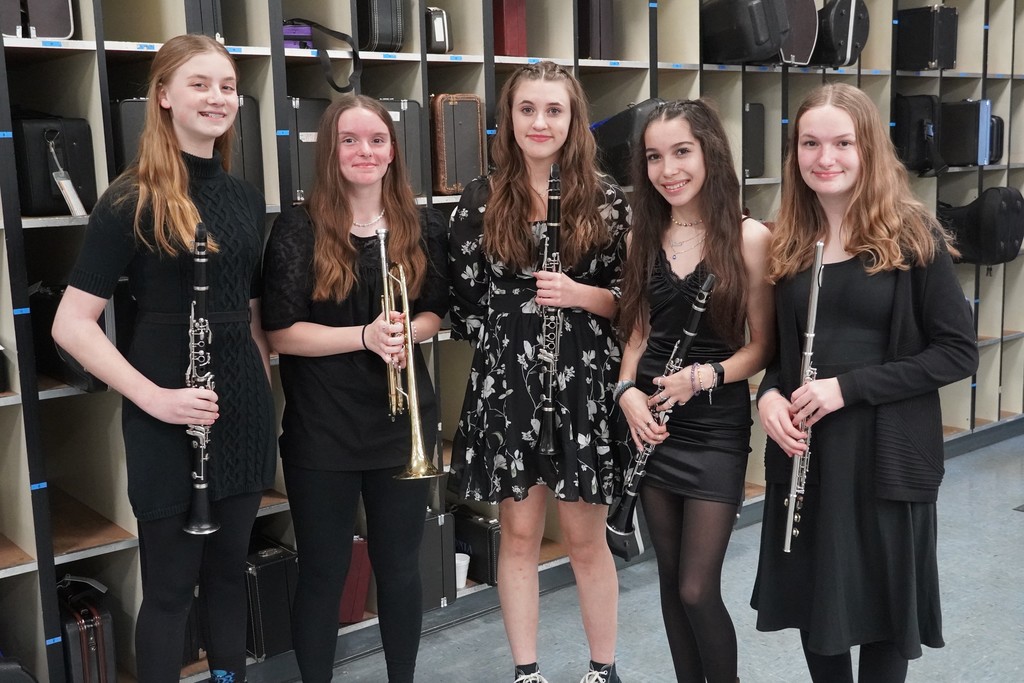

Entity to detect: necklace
[352,208,386,228]
[669,231,703,248]
[670,214,703,228]
[669,235,705,260]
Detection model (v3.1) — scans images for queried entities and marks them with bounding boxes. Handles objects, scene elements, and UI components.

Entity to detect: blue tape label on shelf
[42,40,61,48]
[610,60,621,66]
[781,119,789,125]
[30,482,48,490]
[136,43,157,51]
[671,63,681,69]
[227,46,241,53]
[486,129,497,136]
[276,130,289,136]
[449,55,463,61]
[384,53,397,59]
[46,637,62,646]
[13,307,29,314]
[0,131,11,138]
[528,58,540,64]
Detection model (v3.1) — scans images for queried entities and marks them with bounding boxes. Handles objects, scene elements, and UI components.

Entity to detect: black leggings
[284,462,430,683]
[801,631,909,683]
[640,484,739,683]
[135,492,261,683]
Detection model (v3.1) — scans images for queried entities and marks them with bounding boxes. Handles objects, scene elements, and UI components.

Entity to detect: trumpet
[783,240,825,552]
[183,222,219,535]
[537,163,562,458]
[376,228,441,480]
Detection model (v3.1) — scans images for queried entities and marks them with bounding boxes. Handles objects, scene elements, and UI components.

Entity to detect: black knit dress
[69,152,277,521]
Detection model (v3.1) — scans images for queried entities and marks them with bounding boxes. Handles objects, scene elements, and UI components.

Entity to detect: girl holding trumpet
[447,61,630,683]
[615,99,774,683]
[261,94,449,683]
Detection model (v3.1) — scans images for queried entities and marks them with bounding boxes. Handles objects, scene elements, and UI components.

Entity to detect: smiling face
[335,106,395,188]
[510,78,572,166]
[796,104,861,208]
[644,116,706,217]
[158,50,238,157]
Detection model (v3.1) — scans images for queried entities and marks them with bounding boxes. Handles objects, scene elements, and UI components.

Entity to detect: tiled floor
[322,434,1023,682]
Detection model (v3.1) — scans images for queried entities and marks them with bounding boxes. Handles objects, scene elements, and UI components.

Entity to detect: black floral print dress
[447,175,630,504]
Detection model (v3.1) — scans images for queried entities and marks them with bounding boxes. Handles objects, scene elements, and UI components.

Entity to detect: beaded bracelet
[411,322,418,344]
[613,379,635,404]
[690,362,702,396]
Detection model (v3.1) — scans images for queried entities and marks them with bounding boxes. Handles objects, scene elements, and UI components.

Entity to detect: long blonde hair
[485,61,608,271]
[113,34,236,255]
[305,95,426,302]
[769,83,948,281]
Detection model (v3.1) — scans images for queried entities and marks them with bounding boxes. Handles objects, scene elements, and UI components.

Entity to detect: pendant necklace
[669,236,705,260]
[352,208,386,228]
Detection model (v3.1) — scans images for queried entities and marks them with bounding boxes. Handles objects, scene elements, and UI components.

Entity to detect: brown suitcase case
[430,93,484,195]
[494,0,527,57]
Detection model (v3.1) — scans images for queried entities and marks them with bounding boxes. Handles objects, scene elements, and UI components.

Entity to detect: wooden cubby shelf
[2,1,1024,680]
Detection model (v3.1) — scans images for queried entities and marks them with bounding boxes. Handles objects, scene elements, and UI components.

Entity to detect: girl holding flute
[751,83,978,683]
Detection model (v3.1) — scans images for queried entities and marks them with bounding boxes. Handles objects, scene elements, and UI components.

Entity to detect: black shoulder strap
[284,18,362,94]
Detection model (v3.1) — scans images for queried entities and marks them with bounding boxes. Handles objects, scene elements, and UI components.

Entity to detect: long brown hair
[485,61,608,271]
[616,99,747,347]
[769,83,948,281]
[116,34,236,255]
[305,95,426,302]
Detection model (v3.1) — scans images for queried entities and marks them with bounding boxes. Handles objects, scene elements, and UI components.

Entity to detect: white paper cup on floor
[454,552,470,589]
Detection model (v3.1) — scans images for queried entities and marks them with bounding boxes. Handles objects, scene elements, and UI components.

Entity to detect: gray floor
[329,435,1024,682]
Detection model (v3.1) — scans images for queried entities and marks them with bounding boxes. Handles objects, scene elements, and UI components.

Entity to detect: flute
[783,240,825,552]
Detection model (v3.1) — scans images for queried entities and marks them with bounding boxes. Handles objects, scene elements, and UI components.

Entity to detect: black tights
[284,462,430,683]
[801,631,909,683]
[136,492,261,683]
[640,484,738,683]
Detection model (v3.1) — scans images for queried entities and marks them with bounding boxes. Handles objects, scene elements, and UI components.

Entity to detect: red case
[338,536,372,624]
[493,0,526,57]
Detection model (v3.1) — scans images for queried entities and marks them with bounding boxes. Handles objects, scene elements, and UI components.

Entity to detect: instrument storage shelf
[2,0,1024,680]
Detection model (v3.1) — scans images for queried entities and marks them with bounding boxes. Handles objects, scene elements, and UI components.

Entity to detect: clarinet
[607,273,716,560]
[783,240,825,552]
[183,223,220,535]
[537,163,562,457]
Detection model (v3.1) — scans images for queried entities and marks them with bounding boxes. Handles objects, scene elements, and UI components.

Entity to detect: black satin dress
[634,253,751,505]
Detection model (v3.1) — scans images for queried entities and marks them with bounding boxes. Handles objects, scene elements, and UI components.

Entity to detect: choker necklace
[352,208,386,228]
[670,215,703,228]
[669,235,704,260]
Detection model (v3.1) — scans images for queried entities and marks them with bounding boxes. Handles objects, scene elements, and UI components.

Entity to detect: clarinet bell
[605,496,643,561]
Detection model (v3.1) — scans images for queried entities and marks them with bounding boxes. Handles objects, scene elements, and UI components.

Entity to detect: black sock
[515,662,539,676]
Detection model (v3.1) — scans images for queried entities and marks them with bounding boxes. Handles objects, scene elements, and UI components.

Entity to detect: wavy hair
[485,61,608,271]
[305,95,426,302]
[616,99,747,347]
[769,83,949,281]
[115,34,236,255]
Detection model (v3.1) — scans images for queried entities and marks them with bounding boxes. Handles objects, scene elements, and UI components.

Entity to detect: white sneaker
[514,673,549,683]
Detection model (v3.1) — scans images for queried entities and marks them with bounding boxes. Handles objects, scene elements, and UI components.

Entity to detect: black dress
[447,176,630,504]
[751,256,944,659]
[69,152,277,521]
[260,205,450,470]
[633,253,751,506]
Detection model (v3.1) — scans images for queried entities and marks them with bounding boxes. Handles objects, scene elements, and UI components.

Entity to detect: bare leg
[557,497,619,664]
[498,486,548,666]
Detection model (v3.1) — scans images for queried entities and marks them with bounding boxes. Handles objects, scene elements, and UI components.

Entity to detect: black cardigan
[758,244,979,502]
